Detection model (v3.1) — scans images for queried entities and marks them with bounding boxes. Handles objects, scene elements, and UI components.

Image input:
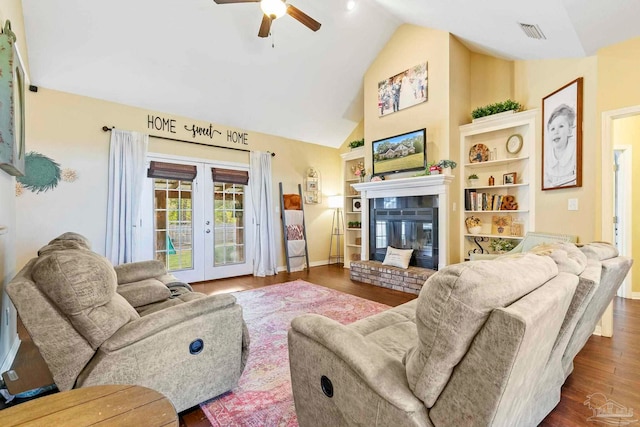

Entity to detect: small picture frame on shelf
[503,172,517,185]
[491,215,512,236]
[352,198,362,212]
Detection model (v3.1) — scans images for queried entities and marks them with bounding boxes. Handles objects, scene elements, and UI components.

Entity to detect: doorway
[613,146,632,298]
[141,154,253,282]
[601,105,640,336]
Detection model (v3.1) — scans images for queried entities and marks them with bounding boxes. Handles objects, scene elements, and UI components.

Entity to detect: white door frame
[613,145,632,298]
[141,152,252,282]
[601,105,640,336]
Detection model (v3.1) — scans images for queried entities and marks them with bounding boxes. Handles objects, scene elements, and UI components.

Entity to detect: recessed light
[346,0,356,11]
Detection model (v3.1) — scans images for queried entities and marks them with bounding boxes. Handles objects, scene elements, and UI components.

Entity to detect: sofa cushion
[404,253,558,407]
[521,242,588,276]
[32,249,139,349]
[579,242,619,261]
[38,232,92,255]
[117,278,172,308]
[114,260,167,285]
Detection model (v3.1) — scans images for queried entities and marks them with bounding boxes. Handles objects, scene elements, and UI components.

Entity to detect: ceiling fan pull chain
[271,31,275,48]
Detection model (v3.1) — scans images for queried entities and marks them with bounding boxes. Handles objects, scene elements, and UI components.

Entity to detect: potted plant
[437,159,457,174]
[489,238,516,254]
[471,99,523,121]
[348,138,364,150]
[468,173,479,187]
[426,161,440,175]
[465,216,482,235]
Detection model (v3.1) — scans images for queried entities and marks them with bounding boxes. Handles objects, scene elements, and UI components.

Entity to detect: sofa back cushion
[404,253,558,407]
[524,242,587,275]
[32,249,139,349]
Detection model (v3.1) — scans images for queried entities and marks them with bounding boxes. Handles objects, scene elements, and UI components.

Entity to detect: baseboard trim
[632,292,640,300]
[592,325,602,336]
[277,259,332,272]
[0,336,21,374]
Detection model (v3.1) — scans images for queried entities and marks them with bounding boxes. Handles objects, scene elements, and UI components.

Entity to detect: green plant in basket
[489,238,515,253]
[471,99,523,119]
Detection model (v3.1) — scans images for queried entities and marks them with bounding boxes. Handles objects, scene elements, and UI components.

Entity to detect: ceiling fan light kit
[213,0,321,38]
[261,0,287,19]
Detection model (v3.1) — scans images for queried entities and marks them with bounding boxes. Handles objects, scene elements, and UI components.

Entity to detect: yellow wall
[361,26,474,264]
[469,52,514,112]
[512,57,598,242]
[364,25,451,171]
[338,120,364,154]
[17,88,341,270]
[613,115,640,292]
[448,35,471,262]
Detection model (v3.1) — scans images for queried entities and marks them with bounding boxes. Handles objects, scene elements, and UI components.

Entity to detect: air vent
[519,23,546,40]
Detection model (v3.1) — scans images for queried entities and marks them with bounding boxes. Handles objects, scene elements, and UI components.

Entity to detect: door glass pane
[153,179,193,271]
[213,181,246,266]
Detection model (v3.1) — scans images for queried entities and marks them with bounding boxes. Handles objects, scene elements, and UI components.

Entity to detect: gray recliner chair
[7,232,249,412]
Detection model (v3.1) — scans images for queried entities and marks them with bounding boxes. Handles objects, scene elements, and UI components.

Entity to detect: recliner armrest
[114,260,167,285]
[102,293,238,351]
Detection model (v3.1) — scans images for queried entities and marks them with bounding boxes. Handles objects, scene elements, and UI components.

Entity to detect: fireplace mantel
[351,175,453,199]
[351,175,453,270]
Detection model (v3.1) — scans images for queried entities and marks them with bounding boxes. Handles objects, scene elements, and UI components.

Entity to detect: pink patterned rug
[200,280,390,426]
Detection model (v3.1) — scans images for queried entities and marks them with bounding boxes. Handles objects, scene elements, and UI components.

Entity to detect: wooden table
[0,384,178,426]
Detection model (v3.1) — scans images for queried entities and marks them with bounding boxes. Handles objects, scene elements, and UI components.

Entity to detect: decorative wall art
[303,167,321,204]
[15,151,78,195]
[377,62,428,117]
[0,20,27,176]
[542,78,583,190]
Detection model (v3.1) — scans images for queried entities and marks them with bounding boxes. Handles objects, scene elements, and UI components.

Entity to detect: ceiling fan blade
[213,0,259,4]
[258,14,272,38]
[286,4,321,32]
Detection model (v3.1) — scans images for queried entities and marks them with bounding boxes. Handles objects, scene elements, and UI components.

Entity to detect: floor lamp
[328,195,344,265]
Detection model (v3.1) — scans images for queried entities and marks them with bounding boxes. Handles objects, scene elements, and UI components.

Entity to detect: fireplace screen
[369,196,438,269]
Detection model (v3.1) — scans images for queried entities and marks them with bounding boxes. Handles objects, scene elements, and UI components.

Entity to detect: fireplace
[351,175,452,270]
[369,195,438,269]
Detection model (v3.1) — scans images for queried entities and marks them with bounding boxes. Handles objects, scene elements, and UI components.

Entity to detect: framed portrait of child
[542,77,583,190]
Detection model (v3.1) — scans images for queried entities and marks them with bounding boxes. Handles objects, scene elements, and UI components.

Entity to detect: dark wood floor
[5,265,640,426]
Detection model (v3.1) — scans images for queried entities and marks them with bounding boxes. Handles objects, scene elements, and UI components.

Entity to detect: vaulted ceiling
[21,0,640,148]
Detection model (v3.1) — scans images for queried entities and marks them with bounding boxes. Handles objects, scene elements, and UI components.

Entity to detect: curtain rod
[101,126,275,157]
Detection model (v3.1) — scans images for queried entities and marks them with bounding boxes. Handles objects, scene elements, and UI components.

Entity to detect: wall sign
[147,114,250,146]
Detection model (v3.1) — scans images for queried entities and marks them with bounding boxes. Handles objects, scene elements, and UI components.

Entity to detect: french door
[141,155,253,283]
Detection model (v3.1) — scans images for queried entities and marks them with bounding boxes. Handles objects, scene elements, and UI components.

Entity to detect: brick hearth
[349,260,436,294]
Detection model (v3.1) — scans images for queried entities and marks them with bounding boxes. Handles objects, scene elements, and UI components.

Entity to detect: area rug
[199,279,390,426]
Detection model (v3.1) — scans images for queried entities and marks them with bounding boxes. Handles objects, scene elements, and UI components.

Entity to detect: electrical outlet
[568,198,578,211]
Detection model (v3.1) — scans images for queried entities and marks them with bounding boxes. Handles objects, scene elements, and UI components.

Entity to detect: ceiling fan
[213,0,321,38]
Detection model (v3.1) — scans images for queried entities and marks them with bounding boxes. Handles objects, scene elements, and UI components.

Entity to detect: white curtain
[250,151,277,276]
[106,129,148,264]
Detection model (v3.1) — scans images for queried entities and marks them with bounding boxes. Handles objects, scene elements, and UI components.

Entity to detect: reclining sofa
[7,232,249,412]
[288,241,631,426]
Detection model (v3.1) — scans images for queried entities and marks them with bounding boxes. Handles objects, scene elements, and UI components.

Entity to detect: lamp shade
[328,195,343,209]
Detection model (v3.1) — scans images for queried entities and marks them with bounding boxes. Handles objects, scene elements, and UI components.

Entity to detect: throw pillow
[382,246,413,269]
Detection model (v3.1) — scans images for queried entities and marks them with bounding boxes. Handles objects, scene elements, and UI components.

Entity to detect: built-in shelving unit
[459,109,538,261]
[340,148,365,268]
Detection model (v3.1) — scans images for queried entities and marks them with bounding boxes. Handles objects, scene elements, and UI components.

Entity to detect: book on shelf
[465,189,517,212]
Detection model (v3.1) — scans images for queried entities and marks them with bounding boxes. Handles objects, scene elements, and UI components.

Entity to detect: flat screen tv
[372,128,426,176]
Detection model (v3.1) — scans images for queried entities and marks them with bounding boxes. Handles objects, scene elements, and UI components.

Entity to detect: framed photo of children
[542,77,583,190]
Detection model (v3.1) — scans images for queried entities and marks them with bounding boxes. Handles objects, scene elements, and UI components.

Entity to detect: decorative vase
[468,178,479,187]
[468,226,482,235]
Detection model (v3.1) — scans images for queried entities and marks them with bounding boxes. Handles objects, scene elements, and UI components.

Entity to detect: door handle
[206,221,211,225]
[206,229,211,233]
